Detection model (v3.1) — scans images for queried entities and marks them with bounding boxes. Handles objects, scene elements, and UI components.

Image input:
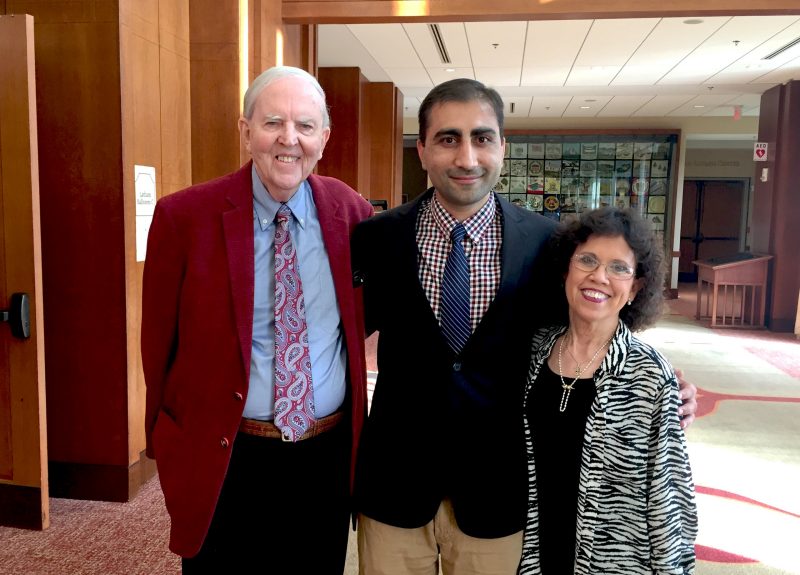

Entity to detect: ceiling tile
[632,94,696,116]
[317,15,791,121]
[383,68,434,88]
[725,94,763,107]
[317,25,391,82]
[347,23,422,69]
[529,96,572,117]
[574,19,660,66]
[402,97,422,118]
[428,68,475,85]
[403,22,473,68]
[667,93,740,116]
[566,66,623,86]
[706,17,800,84]
[563,95,613,117]
[475,67,523,87]
[521,66,573,86]
[522,20,592,66]
[752,55,800,84]
[659,15,800,85]
[503,97,533,117]
[613,17,730,85]
[597,95,655,117]
[465,21,527,67]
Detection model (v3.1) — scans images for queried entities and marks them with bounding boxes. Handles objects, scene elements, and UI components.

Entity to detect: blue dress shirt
[244,166,346,420]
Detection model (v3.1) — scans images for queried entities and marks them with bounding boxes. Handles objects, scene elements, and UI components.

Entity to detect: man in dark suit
[142,66,372,573]
[352,78,696,575]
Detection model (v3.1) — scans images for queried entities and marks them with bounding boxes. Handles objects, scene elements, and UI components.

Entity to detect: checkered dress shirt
[417,192,503,332]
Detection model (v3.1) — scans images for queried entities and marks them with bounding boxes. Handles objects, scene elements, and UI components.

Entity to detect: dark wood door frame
[679,178,750,283]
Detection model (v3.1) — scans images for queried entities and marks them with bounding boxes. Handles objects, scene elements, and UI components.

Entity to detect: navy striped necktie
[440,223,470,353]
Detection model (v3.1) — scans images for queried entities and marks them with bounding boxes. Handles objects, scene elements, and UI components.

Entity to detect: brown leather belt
[239,411,343,442]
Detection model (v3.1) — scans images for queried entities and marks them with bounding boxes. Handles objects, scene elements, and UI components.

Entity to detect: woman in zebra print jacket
[519,207,697,574]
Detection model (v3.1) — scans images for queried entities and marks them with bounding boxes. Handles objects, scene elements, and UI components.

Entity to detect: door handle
[1,292,31,339]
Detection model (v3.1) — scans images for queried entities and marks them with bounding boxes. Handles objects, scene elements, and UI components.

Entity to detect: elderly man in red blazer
[142,66,372,573]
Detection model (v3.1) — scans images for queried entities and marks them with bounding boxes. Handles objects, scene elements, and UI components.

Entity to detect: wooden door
[0,14,49,530]
[679,179,745,283]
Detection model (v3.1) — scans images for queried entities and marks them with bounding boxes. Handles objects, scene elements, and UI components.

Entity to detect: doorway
[679,179,750,283]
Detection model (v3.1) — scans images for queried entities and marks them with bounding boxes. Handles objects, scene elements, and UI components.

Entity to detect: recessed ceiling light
[693,105,705,108]
[445,68,455,72]
[683,19,703,25]
[580,106,591,109]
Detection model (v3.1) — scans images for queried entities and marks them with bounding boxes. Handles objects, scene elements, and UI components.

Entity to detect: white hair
[242,66,330,127]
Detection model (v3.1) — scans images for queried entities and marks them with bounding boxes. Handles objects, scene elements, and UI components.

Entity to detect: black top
[527,363,596,574]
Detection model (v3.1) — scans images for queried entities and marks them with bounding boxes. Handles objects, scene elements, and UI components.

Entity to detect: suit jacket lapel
[397,189,451,341]
[495,196,529,304]
[223,163,256,373]
[309,175,350,305]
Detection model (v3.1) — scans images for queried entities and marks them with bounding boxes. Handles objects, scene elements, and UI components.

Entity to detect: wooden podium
[693,253,773,328]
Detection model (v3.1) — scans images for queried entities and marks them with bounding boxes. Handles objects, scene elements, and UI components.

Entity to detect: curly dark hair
[549,207,666,332]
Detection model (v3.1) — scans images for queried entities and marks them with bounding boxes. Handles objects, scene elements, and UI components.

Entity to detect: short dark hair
[550,207,666,332]
[417,78,505,144]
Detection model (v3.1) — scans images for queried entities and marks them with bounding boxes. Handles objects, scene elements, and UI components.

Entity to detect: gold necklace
[557,330,611,413]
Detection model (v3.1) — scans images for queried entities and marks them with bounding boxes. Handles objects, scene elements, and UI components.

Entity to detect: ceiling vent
[428,24,452,64]
[762,36,800,60]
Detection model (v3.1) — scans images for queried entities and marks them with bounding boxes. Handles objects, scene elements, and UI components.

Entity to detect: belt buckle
[281,430,292,443]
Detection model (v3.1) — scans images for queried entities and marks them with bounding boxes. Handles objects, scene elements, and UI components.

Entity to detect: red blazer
[141,162,372,557]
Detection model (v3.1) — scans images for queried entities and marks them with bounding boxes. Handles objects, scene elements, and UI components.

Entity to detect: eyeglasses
[571,253,635,280]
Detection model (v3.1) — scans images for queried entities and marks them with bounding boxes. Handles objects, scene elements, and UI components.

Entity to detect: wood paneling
[3,0,193,504]
[24,7,129,474]
[365,82,402,208]
[120,0,191,478]
[317,67,368,194]
[0,12,48,529]
[754,81,800,332]
[251,0,313,75]
[318,70,402,204]
[281,0,800,24]
[282,24,313,69]
[8,0,118,22]
[190,0,241,183]
[750,86,781,256]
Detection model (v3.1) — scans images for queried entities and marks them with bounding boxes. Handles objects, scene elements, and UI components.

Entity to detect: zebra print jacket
[519,321,697,575]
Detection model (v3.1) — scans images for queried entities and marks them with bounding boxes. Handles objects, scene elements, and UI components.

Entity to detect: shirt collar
[251,164,310,231]
[430,191,497,244]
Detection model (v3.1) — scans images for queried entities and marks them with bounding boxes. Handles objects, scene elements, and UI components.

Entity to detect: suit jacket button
[233,392,243,401]
[220,437,230,449]
[453,362,461,371]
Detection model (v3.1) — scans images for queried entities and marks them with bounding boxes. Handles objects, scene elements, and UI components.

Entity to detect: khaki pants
[357,500,523,575]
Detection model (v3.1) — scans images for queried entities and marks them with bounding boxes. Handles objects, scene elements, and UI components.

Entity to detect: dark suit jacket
[141,161,373,557]
[351,189,558,539]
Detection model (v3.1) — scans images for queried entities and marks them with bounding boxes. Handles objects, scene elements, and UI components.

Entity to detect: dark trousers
[182,422,351,574]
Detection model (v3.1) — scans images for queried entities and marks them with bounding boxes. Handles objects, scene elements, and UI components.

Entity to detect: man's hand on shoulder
[675,368,697,430]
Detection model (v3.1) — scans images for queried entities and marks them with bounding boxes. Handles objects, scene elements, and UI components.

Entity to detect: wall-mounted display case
[497,132,679,250]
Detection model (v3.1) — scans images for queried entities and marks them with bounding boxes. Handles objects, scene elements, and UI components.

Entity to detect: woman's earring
[627,299,633,306]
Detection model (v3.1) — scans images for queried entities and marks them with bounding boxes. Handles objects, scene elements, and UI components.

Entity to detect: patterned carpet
[0,476,179,574]
[1,288,798,574]
[642,293,800,575]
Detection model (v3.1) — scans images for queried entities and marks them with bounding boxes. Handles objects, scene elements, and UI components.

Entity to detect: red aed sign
[754,142,768,161]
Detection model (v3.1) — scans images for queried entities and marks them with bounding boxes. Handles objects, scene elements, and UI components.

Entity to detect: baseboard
[48,450,157,503]
[0,483,45,529]
[767,317,796,333]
